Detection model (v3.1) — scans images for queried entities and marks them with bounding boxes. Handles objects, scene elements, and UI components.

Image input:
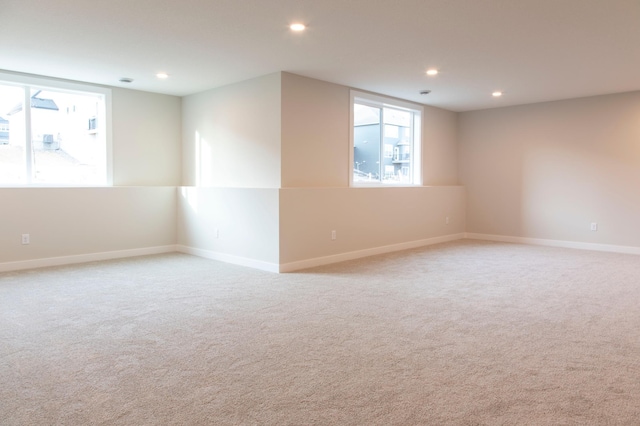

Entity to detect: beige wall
[1,84,182,266]
[179,72,463,269]
[423,105,458,185]
[280,186,465,264]
[281,72,459,187]
[459,91,640,247]
[0,187,176,264]
[281,73,350,187]
[181,73,281,188]
[178,74,282,266]
[112,88,182,186]
[278,74,464,266]
[2,71,462,271]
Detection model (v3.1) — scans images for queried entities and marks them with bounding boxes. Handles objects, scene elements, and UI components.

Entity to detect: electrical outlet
[331,230,336,240]
[446,216,450,225]
[590,222,598,231]
[21,234,30,245]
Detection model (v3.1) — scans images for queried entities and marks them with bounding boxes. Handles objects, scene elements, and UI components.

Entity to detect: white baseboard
[176,245,280,273]
[465,233,640,255]
[0,245,178,273]
[17,233,629,275]
[279,233,466,273]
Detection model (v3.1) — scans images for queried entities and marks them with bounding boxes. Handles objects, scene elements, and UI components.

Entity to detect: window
[351,90,422,186]
[88,116,97,133]
[0,73,111,186]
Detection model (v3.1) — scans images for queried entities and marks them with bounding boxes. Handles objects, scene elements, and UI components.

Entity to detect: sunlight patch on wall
[195,130,213,186]
[180,186,199,214]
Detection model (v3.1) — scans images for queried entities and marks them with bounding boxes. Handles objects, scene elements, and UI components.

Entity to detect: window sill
[351,183,422,188]
[0,183,110,189]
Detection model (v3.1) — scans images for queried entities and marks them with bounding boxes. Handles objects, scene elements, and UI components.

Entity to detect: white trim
[23,85,33,182]
[279,233,466,272]
[0,245,177,273]
[176,245,280,273]
[351,90,424,110]
[0,70,110,95]
[349,90,355,187]
[103,88,114,186]
[465,233,640,255]
[413,111,422,185]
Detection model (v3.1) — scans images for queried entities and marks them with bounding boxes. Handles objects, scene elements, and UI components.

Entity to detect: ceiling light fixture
[420,90,431,95]
[426,69,438,76]
[290,23,306,32]
[119,77,134,83]
[492,91,503,97]
[156,72,169,79]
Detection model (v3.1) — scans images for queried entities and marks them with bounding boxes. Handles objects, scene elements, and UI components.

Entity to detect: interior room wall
[0,84,181,269]
[278,73,464,269]
[177,187,279,270]
[178,72,463,270]
[459,91,640,249]
[6,69,640,271]
[281,72,350,187]
[279,186,465,269]
[423,105,458,186]
[178,73,283,267]
[111,88,182,186]
[0,187,176,270]
[281,72,460,188]
[181,72,281,188]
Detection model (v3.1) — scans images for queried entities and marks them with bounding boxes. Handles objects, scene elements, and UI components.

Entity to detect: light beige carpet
[1,240,640,425]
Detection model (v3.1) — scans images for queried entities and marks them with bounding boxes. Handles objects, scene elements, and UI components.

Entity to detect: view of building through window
[0,83,106,185]
[352,93,421,185]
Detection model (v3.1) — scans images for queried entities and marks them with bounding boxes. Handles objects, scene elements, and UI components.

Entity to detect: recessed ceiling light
[156,72,169,79]
[492,91,503,97]
[426,69,438,76]
[290,23,306,32]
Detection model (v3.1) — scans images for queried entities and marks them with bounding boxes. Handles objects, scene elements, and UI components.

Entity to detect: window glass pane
[0,85,25,184]
[384,124,398,138]
[353,103,381,182]
[30,88,105,184]
[381,125,412,184]
[382,108,412,184]
[383,107,411,127]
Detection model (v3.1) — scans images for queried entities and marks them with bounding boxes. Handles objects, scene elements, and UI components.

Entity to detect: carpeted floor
[1,239,640,425]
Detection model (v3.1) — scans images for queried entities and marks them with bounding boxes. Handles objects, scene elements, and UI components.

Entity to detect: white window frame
[350,90,422,187]
[0,71,113,187]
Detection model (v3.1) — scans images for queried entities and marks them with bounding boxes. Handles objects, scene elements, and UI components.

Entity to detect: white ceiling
[2,0,639,112]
